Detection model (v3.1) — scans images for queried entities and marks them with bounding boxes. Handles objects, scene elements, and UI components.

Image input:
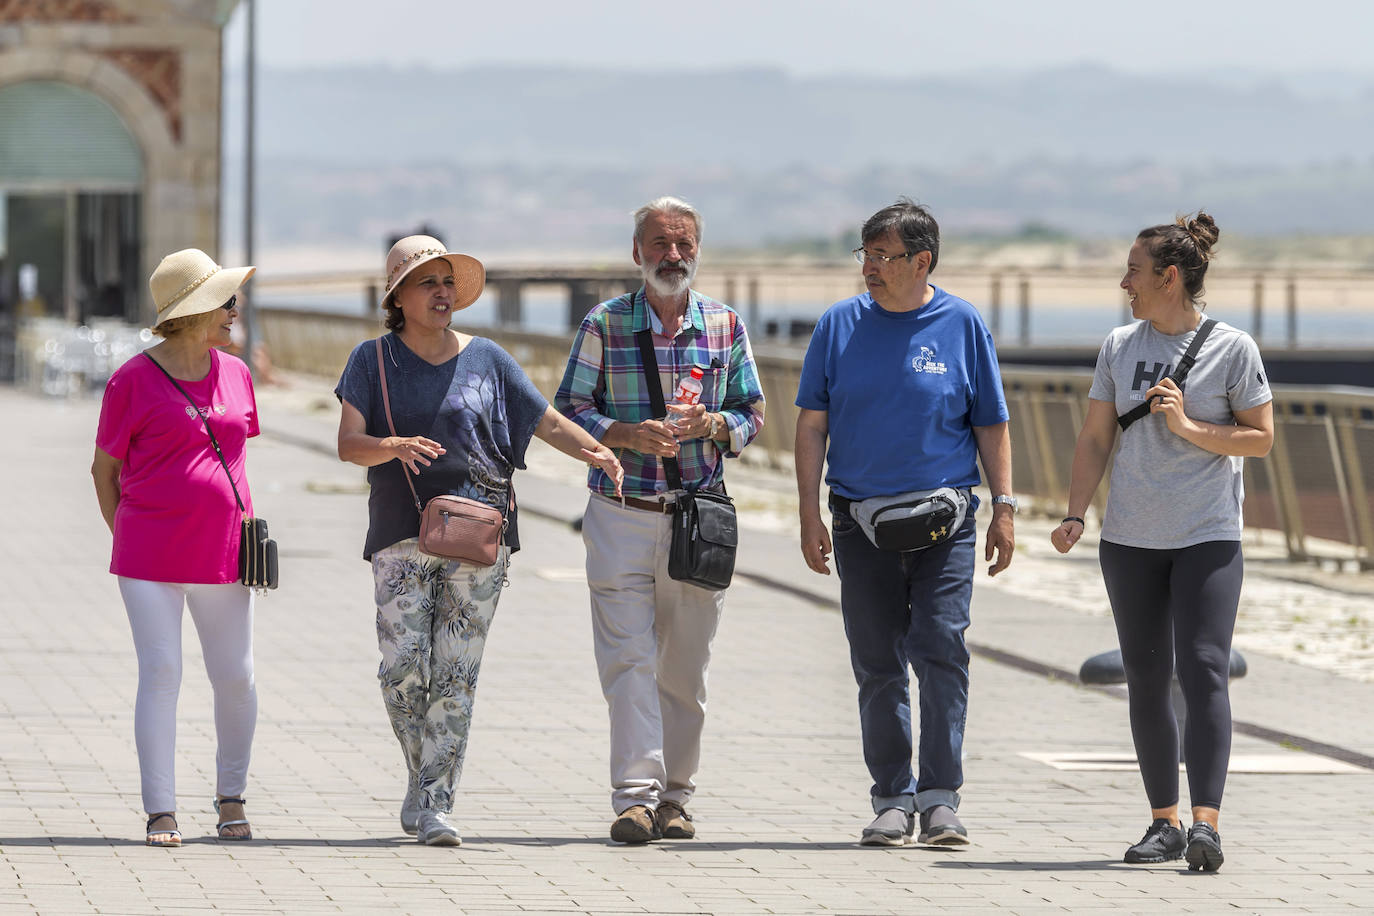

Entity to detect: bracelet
[1062,516,1084,526]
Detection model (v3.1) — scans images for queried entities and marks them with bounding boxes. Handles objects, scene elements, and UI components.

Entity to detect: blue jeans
[830,495,976,814]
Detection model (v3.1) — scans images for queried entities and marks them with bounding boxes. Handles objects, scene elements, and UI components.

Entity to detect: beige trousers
[582,492,725,814]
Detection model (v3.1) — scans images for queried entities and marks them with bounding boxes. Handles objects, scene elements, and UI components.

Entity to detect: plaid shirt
[555,288,765,499]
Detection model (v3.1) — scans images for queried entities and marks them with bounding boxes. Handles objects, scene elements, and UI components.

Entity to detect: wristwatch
[991,494,1018,512]
[707,412,724,441]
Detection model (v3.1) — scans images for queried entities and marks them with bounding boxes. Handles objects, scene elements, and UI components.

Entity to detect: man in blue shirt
[794,198,1016,847]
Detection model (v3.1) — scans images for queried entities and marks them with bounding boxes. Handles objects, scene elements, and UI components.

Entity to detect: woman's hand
[1145,377,1195,438]
[385,435,446,475]
[582,445,625,497]
[1051,518,1083,554]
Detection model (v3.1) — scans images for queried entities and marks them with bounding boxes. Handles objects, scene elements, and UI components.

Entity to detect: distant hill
[221,64,1374,254]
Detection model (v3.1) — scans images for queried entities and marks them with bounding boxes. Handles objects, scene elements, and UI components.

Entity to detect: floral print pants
[371,539,509,814]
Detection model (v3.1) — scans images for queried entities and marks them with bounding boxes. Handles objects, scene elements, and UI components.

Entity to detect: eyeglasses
[221,295,237,311]
[852,247,913,266]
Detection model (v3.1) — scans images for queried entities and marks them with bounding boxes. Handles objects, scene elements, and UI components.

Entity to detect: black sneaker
[1123,818,1185,863]
[1186,822,1224,872]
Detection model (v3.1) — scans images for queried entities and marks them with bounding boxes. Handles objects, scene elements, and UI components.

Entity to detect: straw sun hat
[382,235,484,311]
[150,249,255,325]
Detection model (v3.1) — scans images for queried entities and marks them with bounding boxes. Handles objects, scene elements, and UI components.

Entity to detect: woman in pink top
[92,249,259,847]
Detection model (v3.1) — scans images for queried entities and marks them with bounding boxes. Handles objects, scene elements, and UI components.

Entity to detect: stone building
[0,0,239,326]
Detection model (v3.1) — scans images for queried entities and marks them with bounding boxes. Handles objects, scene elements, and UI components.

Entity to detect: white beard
[641,257,697,298]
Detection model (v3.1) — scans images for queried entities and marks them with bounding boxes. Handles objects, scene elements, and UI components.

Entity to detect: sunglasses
[221,295,237,311]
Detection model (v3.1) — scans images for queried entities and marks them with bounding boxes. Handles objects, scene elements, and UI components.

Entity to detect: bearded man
[555,196,765,844]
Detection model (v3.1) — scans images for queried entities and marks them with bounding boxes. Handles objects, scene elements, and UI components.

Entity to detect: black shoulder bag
[635,330,738,591]
[145,354,278,590]
[1117,318,1217,432]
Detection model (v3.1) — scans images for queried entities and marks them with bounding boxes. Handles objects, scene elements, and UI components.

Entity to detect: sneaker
[1185,822,1224,872]
[918,805,969,845]
[1123,818,1185,863]
[609,805,661,845]
[860,807,914,846]
[656,801,696,840]
[416,810,461,847]
[401,773,421,836]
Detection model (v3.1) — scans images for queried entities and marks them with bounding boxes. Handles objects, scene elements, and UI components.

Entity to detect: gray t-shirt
[1089,319,1271,548]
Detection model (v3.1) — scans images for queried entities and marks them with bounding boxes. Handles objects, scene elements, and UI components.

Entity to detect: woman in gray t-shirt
[1050,213,1273,873]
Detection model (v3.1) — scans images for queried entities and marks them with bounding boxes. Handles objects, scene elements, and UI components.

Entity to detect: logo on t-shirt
[911,346,947,375]
[183,404,228,419]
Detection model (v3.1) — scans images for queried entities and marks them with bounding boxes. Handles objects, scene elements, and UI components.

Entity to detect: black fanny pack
[842,487,970,552]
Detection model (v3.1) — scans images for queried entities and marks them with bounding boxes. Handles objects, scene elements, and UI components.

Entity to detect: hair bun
[1183,211,1220,258]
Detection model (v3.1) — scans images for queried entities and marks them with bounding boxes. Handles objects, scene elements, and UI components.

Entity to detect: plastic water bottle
[672,366,705,406]
[667,366,704,431]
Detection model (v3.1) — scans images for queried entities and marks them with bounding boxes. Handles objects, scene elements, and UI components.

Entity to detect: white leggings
[118,577,257,815]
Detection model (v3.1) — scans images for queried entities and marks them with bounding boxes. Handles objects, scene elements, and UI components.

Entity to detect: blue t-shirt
[795,287,1008,501]
[335,333,548,560]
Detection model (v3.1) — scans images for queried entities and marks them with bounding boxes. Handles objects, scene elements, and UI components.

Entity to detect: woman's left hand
[582,445,625,497]
[1146,377,1195,437]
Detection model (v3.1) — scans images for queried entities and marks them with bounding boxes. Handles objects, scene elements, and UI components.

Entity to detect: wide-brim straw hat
[382,235,484,311]
[150,248,255,325]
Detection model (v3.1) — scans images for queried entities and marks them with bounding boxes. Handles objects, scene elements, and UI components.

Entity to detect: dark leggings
[1098,539,1243,811]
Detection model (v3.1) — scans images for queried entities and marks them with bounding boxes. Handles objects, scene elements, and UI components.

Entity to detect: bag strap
[375,337,426,515]
[634,326,685,492]
[144,352,246,517]
[1117,318,1218,431]
[374,336,513,521]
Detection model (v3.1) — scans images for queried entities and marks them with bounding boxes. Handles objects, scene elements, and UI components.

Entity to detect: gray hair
[633,196,704,245]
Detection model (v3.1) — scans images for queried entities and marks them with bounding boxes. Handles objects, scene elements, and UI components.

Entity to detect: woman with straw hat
[334,235,623,846]
[92,248,261,847]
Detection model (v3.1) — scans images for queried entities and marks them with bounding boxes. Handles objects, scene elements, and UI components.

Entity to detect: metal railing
[257,307,1374,568]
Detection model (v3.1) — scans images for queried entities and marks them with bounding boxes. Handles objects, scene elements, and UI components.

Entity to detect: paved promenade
[1,379,1372,915]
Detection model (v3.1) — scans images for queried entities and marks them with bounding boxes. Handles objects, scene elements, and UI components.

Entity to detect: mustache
[655,258,692,272]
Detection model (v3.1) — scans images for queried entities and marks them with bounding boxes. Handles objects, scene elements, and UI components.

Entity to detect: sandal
[145,812,181,847]
[213,796,253,841]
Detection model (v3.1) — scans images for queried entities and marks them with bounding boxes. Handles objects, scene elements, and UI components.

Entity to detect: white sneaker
[417,810,461,846]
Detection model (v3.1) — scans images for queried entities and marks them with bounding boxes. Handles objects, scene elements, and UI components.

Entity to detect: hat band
[386,247,448,291]
[158,265,221,316]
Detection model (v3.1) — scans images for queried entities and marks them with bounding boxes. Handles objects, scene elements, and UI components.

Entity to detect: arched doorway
[0,79,144,326]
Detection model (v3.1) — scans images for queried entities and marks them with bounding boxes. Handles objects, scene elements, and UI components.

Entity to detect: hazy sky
[227,0,1374,76]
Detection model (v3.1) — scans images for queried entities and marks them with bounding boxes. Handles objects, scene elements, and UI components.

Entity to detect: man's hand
[800,511,833,575]
[665,402,711,439]
[984,507,1015,576]
[620,419,681,457]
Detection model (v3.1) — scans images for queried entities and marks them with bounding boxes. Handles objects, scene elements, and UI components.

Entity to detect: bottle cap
[690,366,704,378]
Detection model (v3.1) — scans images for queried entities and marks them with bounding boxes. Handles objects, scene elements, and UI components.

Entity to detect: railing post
[989,272,1002,337]
[1018,275,1031,347]
[365,282,378,316]
[497,278,523,326]
[1252,275,1263,342]
[1286,276,1298,348]
[567,280,600,329]
[747,275,760,337]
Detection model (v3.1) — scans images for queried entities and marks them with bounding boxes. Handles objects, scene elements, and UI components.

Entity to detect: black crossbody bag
[1117,318,1217,432]
[635,330,737,591]
[145,354,278,591]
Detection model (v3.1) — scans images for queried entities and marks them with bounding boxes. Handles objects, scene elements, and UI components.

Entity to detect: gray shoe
[416,810,461,847]
[918,805,969,845]
[400,773,421,836]
[860,807,914,846]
